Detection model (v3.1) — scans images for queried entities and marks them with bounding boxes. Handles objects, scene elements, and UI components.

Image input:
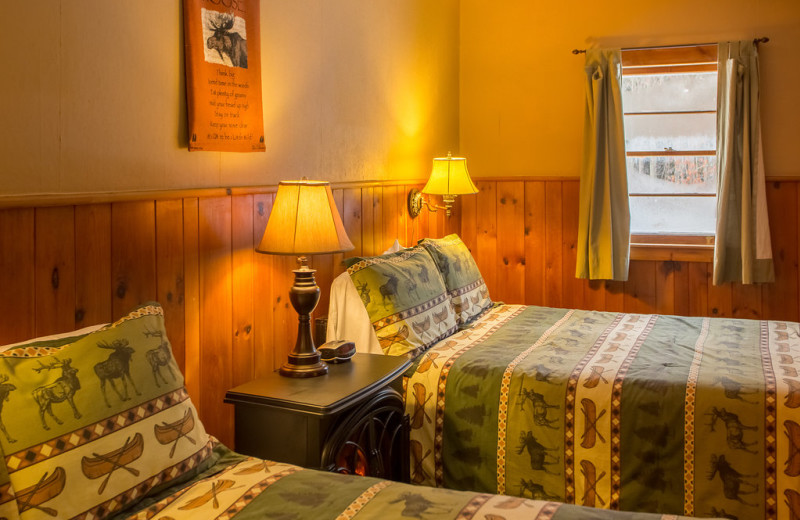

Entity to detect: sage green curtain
[713,41,774,284]
[576,49,630,281]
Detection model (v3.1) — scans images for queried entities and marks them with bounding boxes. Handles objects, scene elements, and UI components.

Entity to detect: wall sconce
[256,180,354,377]
[408,153,478,218]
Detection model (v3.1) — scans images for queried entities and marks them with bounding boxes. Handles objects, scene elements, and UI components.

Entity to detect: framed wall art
[183,0,266,152]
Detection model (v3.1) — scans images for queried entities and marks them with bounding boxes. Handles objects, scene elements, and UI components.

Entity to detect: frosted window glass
[624,113,716,152]
[622,73,717,113]
[629,196,716,235]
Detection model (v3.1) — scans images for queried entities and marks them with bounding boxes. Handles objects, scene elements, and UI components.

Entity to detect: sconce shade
[256,180,354,256]
[421,155,478,196]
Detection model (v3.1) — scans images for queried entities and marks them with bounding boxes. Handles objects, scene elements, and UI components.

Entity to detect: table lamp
[256,180,354,377]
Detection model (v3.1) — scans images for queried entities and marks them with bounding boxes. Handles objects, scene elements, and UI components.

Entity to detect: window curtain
[576,49,630,281]
[713,41,774,284]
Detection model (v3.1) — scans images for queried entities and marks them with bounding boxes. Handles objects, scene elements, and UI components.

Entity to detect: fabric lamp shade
[257,180,354,256]
[422,155,478,196]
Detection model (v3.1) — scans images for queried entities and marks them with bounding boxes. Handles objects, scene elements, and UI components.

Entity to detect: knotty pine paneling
[3,178,799,444]
[461,178,800,324]
[0,183,448,445]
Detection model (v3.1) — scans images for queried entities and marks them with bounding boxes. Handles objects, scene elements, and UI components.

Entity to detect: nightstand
[224,353,411,482]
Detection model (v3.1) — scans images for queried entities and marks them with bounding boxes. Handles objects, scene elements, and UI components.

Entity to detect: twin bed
[328,234,800,520]
[0,233,794,519]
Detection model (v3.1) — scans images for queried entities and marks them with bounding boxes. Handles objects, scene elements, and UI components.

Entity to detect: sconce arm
[408,189,456,218]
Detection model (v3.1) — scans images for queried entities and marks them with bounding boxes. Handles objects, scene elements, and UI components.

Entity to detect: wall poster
[183,0,266,152]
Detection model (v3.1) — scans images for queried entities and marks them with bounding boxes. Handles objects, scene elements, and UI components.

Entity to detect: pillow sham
[419,234,493,325]
[0,303,214,519]
[346,246,457,356]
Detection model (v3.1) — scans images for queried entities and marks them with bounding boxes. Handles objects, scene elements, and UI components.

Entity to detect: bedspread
[118,447,701,520]
[404,304,800,520]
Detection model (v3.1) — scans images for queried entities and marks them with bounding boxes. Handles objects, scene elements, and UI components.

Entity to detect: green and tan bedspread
[403,304,800,520]
[119,446,698,520]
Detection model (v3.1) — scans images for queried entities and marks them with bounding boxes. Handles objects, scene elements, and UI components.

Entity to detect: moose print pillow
[347,246,458,356]
[419,234,493,326]
[0,303,214,519]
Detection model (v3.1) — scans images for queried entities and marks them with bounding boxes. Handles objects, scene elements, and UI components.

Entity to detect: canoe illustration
[179,479,234,510]
[155,408,196,457]
[155,408,195,444]
[16,466,66,516]
[234,460,277,475]
[82,433,144,493]
[378,325,409,351]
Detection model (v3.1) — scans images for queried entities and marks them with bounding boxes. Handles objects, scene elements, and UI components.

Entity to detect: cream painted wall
[0,0,459,196]
[460,0,800,178]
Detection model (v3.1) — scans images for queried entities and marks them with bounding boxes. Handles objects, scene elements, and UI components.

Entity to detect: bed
[327,234,800,520]
[0,302,699,520]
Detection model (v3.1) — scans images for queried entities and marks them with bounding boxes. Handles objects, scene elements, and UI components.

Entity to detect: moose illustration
[32,357,82,430]
[379,273,399,310]
[518,478,560,501]
[144,329,177,388]
[706,407,758,454]
[517,384,560,429]
[714,376,759,405]
[516,431,560,473]
[355,280,371,306]
[0,374,17,442]
[206,12,248,68]
[94,339,141,407]
[418,264,430,284]
[707,454,759,506]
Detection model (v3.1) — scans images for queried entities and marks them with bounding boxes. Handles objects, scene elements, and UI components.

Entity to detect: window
[621,45,718,242]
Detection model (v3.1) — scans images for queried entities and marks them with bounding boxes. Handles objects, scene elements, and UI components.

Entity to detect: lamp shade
[256,180,354,256]
[421,155,478,196]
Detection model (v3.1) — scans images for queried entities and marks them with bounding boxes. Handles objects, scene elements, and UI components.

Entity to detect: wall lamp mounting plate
[408,188,425,218]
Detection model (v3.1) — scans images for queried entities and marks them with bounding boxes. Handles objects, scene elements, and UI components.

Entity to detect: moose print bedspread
[403,304,800,520]
[118,448,702,520]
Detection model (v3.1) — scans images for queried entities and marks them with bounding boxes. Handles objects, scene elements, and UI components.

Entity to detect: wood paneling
[34,206,76,336]
[75,205,112,328]
[2,178,800,443]
[462,178,800,324]
[0,208,34,343]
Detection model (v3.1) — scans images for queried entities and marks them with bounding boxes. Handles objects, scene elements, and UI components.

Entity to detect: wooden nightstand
[224,353,411,482]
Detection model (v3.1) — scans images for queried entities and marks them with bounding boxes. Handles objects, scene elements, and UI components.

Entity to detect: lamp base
[278,260,329,378]
[279,354,328,378]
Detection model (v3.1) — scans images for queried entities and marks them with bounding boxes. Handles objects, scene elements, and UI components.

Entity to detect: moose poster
[183,0,266,152]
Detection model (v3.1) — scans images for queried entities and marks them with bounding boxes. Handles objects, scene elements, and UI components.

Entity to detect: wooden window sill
[630,242,713,262]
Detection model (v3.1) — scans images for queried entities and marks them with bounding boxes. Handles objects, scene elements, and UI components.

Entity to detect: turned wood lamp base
[279,257,328,378]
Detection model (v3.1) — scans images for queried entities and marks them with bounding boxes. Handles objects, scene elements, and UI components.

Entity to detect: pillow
[345,246,458,356]
[326,272,384,355]
[419,234,493,325]
[0,303,214,519]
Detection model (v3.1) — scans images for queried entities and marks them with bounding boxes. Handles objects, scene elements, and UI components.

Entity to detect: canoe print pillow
[347,246,458,356]
[419,234,492,325]
[0,303,214,519]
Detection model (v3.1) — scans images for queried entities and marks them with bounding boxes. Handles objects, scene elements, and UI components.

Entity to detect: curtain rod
[571,37,769,54]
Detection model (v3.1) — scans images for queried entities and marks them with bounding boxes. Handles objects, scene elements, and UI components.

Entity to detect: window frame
[621,45,718,262]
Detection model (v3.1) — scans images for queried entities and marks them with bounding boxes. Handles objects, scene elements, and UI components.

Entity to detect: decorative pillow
[419,234,493,325]
[0,303,214,519]
[346,246,458,356]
